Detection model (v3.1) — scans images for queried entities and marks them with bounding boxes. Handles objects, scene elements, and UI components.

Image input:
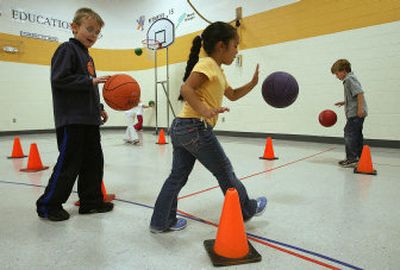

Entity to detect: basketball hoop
[141,38,162,51]
[141,39,162,61]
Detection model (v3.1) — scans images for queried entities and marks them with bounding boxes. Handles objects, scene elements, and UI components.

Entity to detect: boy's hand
[93,76,111,85]
[203,107,230,118]
[100,110,109,123]
[357,109,366,118]
[335,101,345,107]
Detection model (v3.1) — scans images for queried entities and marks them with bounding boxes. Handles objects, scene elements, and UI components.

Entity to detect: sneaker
[169,218,187,231]
[150,218,187,233]
[132,139,140,145]
[254,196,267,216]
[341,159,358,168]
[338,159,347,166]
[79,202,114,214]
[38,207,70,222]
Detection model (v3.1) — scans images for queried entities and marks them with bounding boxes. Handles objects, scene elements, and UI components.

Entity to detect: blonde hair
[331,59,351,74]
[72,8,104,28]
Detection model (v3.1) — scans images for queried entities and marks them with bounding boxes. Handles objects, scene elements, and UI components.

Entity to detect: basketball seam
[105,82,139,92]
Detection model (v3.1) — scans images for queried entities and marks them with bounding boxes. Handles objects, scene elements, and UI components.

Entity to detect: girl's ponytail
[179,35,202,100]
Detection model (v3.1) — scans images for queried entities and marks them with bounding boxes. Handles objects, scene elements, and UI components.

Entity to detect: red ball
[319,109,337,127]
[102,74,141,111]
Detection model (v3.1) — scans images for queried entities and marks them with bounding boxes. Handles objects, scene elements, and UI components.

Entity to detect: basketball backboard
[146,18,175,50]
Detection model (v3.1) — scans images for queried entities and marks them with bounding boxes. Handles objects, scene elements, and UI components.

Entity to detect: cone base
[20,166,49,172]
[104,193,116,202]
[259,157,278,160]
[204,239,261,266]
[156,142,168,145]
[354,168,377,175]
[7,155,27,159]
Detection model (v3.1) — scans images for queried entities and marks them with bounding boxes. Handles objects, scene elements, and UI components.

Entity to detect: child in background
[133,101,150,131]
[36,8,113,221]
[150,22,267,233]
[124,107,140,144]
[331,59,368,168]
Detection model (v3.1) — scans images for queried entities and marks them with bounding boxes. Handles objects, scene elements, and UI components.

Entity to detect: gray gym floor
[1,130,399,270]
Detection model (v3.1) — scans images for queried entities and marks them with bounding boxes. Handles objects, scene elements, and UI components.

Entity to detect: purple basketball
[262,72,299,108]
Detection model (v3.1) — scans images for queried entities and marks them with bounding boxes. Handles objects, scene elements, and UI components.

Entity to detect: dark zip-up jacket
[51,38,102,128]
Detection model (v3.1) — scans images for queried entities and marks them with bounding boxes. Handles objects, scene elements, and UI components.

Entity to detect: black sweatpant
[37,125,104,216]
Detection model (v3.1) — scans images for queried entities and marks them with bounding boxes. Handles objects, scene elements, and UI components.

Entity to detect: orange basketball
[102,74,141,111]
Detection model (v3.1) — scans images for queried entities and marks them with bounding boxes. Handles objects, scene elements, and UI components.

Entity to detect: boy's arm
[356,93,366,117]
[335,101,345,107]
[99,103,108,123]
[51,44,93,92]
[225,64,259,101]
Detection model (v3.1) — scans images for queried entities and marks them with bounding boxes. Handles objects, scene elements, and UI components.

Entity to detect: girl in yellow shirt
[150,21,266,233]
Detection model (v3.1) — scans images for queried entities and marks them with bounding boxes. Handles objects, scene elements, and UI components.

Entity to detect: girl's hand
[93,76,111,85]
[203,107,230,118]
[250,64,260,88]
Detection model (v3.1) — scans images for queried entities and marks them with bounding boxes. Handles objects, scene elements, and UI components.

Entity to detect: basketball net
[141,39,162,62]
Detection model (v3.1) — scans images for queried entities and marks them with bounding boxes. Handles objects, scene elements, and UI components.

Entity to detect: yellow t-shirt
[178,57,229,127]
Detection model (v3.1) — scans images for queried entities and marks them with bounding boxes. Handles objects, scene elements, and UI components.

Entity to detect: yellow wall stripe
[1,0,399,71]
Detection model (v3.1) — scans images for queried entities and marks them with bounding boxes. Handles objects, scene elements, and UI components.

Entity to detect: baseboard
[1,127,399,148]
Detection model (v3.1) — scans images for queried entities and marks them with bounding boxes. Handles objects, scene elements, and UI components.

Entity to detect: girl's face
[71,17,102,48]
[221,37,239,65]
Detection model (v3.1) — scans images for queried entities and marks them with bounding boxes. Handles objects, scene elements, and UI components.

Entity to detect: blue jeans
[344,117,365,161]
[150,118,257,230]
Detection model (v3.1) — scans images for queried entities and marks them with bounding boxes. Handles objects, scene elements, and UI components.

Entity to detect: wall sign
[11,9,70,30]
[20,30,59,42]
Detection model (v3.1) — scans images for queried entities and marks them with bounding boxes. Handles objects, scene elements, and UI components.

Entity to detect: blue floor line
[0,179,363,270]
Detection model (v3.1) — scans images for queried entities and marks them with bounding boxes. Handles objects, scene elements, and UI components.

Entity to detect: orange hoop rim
[141,38,162,50]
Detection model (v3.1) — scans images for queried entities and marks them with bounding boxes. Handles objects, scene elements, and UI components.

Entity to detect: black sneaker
[79,202,114,214]
[338,159,347,166]
[341,159,358,168]
[38,207,70,222]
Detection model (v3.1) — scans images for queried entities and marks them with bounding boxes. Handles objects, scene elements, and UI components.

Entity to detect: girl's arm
[181,72,229,118]
[225,64,259,101]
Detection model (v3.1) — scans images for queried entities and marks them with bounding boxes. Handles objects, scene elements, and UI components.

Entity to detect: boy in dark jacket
[36,8,113,221]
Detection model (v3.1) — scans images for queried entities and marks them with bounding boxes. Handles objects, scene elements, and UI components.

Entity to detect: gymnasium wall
[0,0,399,141]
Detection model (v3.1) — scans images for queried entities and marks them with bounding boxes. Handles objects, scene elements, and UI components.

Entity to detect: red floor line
[178,146,336,200]
[176,209,340,270]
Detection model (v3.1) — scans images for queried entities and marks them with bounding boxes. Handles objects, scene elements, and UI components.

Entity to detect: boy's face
[335,70,347,81]
[71,17,102,48]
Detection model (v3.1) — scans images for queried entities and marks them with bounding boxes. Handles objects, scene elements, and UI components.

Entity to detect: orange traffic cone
[7,136,27,159]
[354,145,377,175]
[20,143,49,172]
[156,128,168,144]
[74,180,116,206]
[259,137,278,160]
[101,180,116,202]
[204,188,261,266]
